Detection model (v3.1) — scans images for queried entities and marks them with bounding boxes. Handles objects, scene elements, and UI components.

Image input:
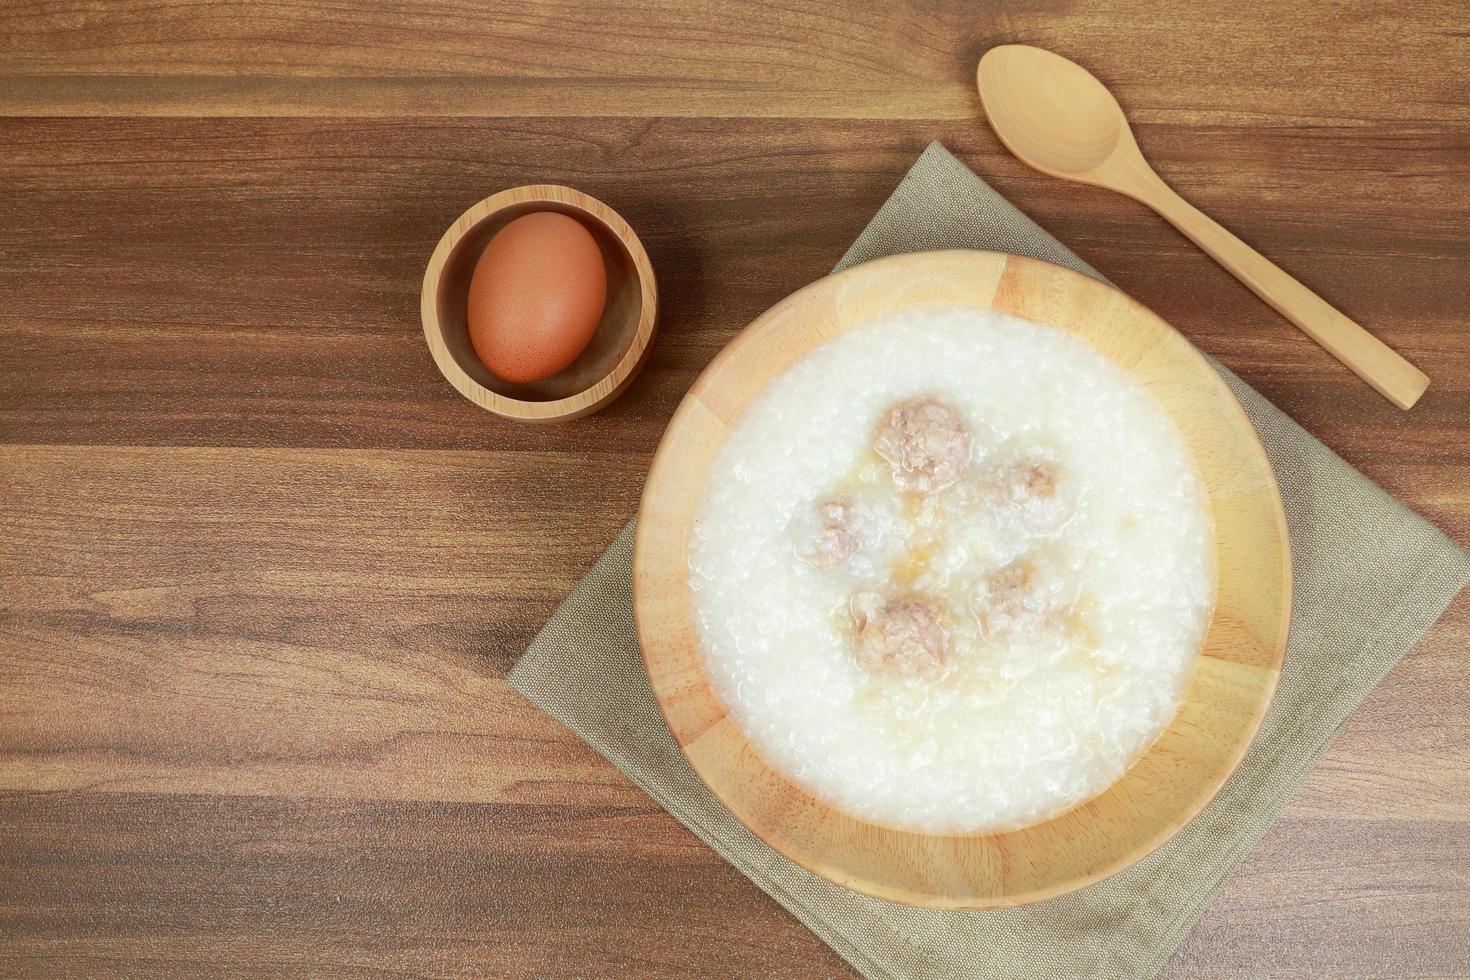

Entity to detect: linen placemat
[508,142,1470,979]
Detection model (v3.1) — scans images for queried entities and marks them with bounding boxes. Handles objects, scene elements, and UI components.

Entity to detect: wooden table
[2,1,1467,976]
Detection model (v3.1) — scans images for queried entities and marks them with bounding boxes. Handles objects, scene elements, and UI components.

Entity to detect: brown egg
[466,211,608,384]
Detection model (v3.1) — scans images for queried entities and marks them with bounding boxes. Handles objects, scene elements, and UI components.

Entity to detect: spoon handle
[1132,177,1430,409]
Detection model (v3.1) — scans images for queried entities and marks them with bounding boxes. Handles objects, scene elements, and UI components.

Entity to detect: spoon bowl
[979,45,1134,183]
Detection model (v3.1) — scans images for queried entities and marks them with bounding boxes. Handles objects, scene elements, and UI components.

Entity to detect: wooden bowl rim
[633,249,1292,908]
[419,183,658,422]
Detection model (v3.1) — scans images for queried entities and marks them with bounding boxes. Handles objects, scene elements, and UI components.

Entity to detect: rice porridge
[687,307,1215,834]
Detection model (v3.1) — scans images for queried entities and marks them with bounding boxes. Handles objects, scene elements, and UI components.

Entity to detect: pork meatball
[800,499,866,570]
[796,495,900,573]
[985,450,1072,533]
[874,398,971,495]
[974,554,1076,638]
[851,592,948,680]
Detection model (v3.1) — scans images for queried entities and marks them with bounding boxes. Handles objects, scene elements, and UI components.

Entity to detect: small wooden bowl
[421,184,657,422]
[634,250,1292,908]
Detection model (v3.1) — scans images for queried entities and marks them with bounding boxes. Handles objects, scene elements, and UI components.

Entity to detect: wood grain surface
[1,0,1467,976]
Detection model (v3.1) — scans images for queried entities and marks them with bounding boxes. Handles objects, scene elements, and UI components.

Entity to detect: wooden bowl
[420,184,658,422]
[633,250,1291,909]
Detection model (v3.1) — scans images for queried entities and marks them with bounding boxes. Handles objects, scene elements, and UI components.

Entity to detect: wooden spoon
[977,44,1429,410]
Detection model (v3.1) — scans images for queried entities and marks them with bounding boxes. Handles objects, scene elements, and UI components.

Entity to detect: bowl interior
[633,250,1292,909]
[434,198,644,402]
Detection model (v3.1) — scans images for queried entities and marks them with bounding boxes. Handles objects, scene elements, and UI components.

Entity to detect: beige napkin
[509,143,1470,979]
